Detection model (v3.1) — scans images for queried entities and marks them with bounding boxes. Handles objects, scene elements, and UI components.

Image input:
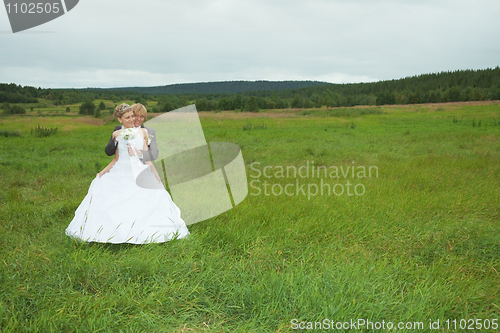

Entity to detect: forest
[1,67,499,112]
[97,80,331,95]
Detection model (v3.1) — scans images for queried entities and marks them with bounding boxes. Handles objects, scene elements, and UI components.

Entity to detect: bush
[134,96,148,106]
[0,129,21,137]
[79,101,96,115]
[4,105,26,114]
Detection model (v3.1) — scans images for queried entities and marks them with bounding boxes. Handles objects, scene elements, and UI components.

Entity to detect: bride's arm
[97,149,119,178]
[97,130,121,178]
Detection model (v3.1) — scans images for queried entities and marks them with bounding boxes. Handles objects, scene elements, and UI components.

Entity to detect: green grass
[1,102,499,332]
[0,129,21,137]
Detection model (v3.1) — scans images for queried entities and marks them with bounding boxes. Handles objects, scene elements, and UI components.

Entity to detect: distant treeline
[1,67,499,112]
[0,84,136,105]
[93,80,331,95]
[164,67,500,111]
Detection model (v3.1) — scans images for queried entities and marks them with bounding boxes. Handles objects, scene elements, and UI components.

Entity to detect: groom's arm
[141,127,159,162]
[105,125,121,156]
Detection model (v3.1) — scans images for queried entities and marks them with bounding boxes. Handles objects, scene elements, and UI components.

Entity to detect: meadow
[0,101,499,332]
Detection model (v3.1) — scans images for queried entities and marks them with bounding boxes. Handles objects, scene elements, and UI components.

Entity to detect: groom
[105,103,159,162]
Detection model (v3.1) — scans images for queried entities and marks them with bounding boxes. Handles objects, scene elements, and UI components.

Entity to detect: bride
[66,104,190,244]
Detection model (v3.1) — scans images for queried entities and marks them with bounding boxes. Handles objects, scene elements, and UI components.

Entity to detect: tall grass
[0,102,499,332]
[31,125,57,137]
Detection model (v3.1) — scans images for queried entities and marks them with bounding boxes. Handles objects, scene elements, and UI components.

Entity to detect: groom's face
[134,113,145,127]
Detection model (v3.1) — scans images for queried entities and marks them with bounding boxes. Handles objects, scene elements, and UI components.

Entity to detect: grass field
[1,101,499,332]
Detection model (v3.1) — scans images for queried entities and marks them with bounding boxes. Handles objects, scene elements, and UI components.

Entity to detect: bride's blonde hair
[114,103,133,118]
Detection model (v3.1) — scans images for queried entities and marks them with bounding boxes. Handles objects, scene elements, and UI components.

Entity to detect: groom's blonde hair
[131,103,147,117]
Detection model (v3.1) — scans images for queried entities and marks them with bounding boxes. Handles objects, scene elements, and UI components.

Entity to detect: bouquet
[119,128,138,141]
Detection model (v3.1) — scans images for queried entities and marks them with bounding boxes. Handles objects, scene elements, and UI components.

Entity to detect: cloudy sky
[1,0,499,88]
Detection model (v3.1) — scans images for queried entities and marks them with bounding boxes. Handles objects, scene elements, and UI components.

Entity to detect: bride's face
[119,111,135,128]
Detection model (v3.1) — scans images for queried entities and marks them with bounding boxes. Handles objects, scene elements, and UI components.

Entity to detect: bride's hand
[127,144,142,157]
[112,129,121,142]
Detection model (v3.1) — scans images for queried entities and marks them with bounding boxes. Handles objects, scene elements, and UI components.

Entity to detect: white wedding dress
[66,130,190,244]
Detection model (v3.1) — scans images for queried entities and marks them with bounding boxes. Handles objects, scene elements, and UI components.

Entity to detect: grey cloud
[0,0,498,87]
